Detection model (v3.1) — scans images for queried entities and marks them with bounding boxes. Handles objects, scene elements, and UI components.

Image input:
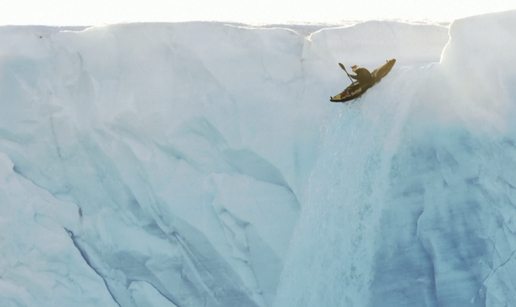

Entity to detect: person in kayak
[348,65,373,84]
[340,64,373,98]
[331,59,396,103]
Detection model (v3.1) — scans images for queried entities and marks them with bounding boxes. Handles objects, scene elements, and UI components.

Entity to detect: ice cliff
[0,10,515,307]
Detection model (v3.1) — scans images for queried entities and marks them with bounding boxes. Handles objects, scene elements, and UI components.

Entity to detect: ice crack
[65,228,122,307]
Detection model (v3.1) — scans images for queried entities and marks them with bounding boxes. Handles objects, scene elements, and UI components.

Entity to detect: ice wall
[0,21,447,307]
[0,23,314,307]
[1,11,514,307]
[275,10,516,307]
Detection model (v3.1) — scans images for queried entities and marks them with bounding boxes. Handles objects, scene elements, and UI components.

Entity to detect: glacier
[0,10,515,307]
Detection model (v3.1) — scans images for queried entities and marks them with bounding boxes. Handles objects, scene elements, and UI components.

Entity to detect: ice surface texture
[276,11,516,307]
[0,10,515,307]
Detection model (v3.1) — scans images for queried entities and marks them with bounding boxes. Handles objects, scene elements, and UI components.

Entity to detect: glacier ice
[275,10,516,307]
[0,10,515,307]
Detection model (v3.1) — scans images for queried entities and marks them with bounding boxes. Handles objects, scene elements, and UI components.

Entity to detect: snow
[0,10,515,307]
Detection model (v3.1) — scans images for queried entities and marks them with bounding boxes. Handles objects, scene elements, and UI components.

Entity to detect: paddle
[338,63,354,83]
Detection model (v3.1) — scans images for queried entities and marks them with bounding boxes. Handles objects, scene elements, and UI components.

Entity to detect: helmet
[351,65,358,71]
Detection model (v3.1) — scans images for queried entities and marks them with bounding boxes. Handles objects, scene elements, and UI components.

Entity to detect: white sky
[2,0,516,26]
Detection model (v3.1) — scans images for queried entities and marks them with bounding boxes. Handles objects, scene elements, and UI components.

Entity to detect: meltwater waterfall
[1,10,516,307]
[275,12,516,306]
